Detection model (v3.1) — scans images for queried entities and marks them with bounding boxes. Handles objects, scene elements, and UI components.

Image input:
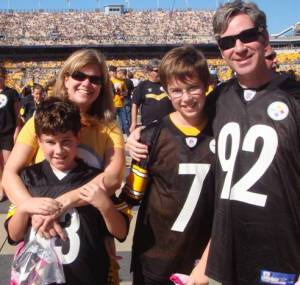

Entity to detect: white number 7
[171,163,210,232]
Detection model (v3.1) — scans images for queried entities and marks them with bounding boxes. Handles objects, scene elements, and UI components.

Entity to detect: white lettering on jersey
[57,208,80,264]
[28,208,81,265]
[218,123,278,207]
[171,163,210,232]
[0,94,8,108]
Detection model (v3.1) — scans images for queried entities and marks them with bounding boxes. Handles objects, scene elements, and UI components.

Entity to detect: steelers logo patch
[0,94,8,108]
[267,101,289,121]
[160,86,165,92]
[243,89,256,101]
[185,137,197,148]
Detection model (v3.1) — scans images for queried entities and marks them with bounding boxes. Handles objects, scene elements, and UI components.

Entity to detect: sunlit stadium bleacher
[0,10,214,45]
[0,8,299,89]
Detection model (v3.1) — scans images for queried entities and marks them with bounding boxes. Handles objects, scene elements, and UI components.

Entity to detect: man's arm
[129,103,138,133]
[13,100,23,142]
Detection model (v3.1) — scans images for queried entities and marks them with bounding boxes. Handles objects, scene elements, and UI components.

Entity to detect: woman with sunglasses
[2,49,125,241]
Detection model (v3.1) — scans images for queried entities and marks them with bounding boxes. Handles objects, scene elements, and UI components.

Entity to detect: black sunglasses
[71,71,102,85]
[217,27,263,50]
[265,52,276,61]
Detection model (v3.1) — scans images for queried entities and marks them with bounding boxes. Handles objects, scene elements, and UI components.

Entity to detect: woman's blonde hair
[54,49,115,122]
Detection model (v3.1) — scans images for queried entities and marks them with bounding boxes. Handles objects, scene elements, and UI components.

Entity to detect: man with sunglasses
[206,1,300,284]
[129,59,173,133]
[265,45,278,71]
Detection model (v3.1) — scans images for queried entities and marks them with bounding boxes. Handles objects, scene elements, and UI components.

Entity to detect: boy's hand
[32,214,67,241]
[20,197,62,216]
[126,126,148,161]
[79,183,110,210]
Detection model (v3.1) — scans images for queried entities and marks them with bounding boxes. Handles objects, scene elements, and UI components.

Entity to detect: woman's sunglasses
[71,71,102,85]
[217,27,263,51]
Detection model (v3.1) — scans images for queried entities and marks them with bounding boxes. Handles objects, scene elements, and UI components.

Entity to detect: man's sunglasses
[265,52,276,61]
[71,71,102,85]
[217,27,263,50]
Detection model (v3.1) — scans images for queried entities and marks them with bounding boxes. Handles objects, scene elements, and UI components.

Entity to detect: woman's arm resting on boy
[54,147,125,211]
[3,143,36,205]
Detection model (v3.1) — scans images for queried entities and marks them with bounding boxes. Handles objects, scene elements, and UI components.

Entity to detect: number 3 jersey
[5,159,129,285]
[206,75,300,285]
[121,115,215,282]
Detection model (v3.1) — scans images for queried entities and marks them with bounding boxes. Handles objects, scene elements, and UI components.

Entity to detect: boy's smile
[38,131,79,172]
[167,77,206,126]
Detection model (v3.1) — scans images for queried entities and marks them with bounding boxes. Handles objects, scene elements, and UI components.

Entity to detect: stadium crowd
[2,52,300,93]
[0,10,214,45]
[1,2,300,284]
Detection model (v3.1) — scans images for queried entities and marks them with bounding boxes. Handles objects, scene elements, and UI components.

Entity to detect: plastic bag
[11,238,65,285]
[169,273,190,285]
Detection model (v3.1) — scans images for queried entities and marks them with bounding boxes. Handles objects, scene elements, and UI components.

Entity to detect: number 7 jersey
[123,115,215,282]
[207,75,300,285]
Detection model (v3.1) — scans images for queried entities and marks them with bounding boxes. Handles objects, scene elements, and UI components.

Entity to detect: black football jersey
[19,159,110,285]
[132,80,173,125]
[0,86,19,135]
[207,75,300,285]
[130,116,215,282]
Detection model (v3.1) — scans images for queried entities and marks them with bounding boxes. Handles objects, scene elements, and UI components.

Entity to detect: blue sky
[1,0,299,34]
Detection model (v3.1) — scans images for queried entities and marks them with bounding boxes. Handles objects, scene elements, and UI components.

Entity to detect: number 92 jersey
[207,75,300,285]
[130,116,215,281]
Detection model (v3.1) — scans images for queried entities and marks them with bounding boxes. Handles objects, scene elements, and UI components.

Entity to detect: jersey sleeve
[131,81,144,106]
[4,204,20,245]
[103,121,125,150]
[111,194,132,242]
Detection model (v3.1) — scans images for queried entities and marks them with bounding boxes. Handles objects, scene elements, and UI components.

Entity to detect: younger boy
[5,97,129,285]
[121,46,215,285]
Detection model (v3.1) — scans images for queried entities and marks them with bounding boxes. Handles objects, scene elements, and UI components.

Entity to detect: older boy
[121,46,215,285]
[5,97,129,285]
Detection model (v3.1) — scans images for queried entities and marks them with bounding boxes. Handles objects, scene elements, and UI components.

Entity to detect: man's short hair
[146,59,161,72]
[118,68,127,76]
[32,83,44,92]
[0,66,7,78]
[213,0,268,39]
[35,97,81,137]
[159,45,210,92]
[109,65,117,72]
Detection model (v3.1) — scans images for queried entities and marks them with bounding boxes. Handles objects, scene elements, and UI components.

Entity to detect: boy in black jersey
[121,46,215,285]
[5,97,129,285]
